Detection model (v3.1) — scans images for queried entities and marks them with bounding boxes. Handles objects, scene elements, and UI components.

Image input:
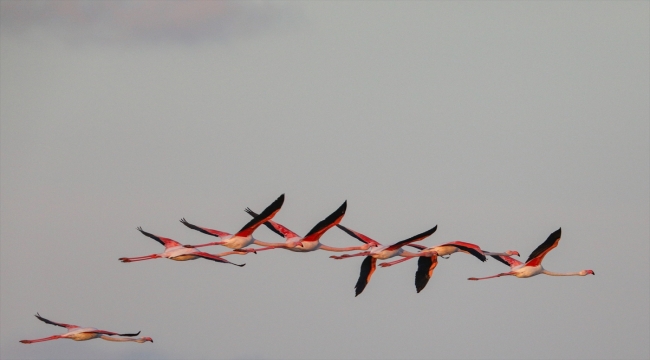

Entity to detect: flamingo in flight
[243,201,369,252]
[378,242,519,293]
[119,227,245,267]
[20,313,152,344]
[468,228,594,281]
[180,194,285,253]
[331,224,438,296]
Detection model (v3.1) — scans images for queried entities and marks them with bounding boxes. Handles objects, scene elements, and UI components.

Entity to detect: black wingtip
[244,207,258,217]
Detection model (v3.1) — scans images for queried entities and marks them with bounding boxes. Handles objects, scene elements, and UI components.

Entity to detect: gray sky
[1,1,648,359]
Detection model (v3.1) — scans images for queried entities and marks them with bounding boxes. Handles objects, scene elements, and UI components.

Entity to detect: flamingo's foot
[19,340,32,344]
[119,258,131,263]
[468,277,478,281]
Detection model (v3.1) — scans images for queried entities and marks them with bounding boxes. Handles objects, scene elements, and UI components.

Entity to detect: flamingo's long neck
[253,240,287,247]
[100,335,149,343]
[319,244,365,252]
[400,250,432,258]
[541,270,585,276]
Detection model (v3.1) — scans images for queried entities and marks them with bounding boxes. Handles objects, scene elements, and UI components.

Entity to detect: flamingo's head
[505,250,520,257]
[142,337,153,343]
[581,270,595,276]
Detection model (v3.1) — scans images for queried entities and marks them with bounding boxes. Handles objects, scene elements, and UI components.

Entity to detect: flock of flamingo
[20,193,594,345]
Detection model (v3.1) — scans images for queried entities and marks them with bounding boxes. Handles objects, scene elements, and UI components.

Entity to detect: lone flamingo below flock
[20,314,152,344]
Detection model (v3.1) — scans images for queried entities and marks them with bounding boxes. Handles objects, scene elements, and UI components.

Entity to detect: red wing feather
[525,228,561,267]
[180,218,231,238]
[34,313,78,330]
[354,256,377,297]
[244,208,300,239]
[440,241,482,251]
[491,255,523,268]
[235,194,285,237]
[137,227,183,249]
[386,225,437,251]
[336,224,381,246]
[301,201,347,242]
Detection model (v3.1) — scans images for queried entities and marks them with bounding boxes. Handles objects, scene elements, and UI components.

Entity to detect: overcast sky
[1,1,648,359]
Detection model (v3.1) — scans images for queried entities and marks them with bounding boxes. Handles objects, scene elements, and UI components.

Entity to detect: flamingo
[331,224,438,296]
[180,194,285,253]
[377,241,519,293]
[119,227,245,267]
[243,201,369,252]
[20,313,153,344]
[468,228,594,281]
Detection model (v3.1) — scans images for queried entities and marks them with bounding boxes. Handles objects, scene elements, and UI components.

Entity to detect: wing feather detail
[244,208,300,239]
[525,228,561,266]
[491,255,522,268]
[137,227,183,248]
[302,201,347,242]
[194,252,246,267]
[450,244,487,262]
[386,225,437,251]
[34,313,78,330]
[336,223,381,246]
[415,255,438,293]
[235,194,285,237]
[180,218,231,238]
[354,256,376,297]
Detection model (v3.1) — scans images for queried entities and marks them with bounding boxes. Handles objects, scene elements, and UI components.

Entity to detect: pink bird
[243,201,369,252]
[377,241,519,293]
[331,224,438,296]
[20,313,153,344]
[180,194,285,253]
[119,227,245,267]
[468,228,594,281]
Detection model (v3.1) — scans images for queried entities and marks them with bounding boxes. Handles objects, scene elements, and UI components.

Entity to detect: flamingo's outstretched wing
[439,241,487,262]
[194,251,245,267]
[180,218,231,238]
[336,223,381,247]
[35,313,79,330]
[409,243,427,250]
[137,227,183,248]
[386,225,437,251]
[355,256,377,297]
[235,194,285,237]
[93,330,141,337]
[525,228,561,266]
[302,201,347,242]
[415,255,439,293]
[491,255,523,269]
[244,208,300,239]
